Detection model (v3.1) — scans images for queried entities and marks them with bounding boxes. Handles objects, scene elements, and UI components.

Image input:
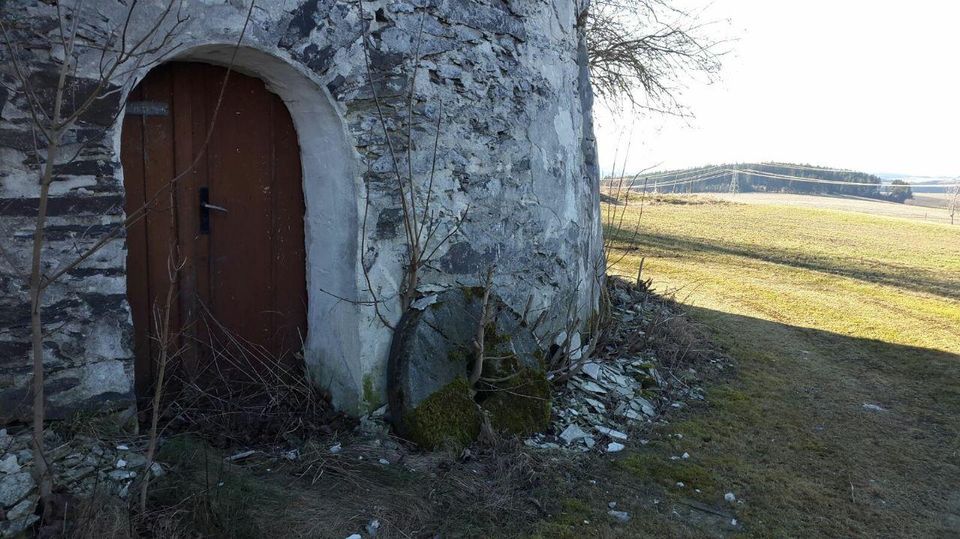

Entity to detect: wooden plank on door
[140,64,179,388]
[270,93,307,360]
[207,68,275,357]
[171,62,203,375]
[121,84,152,402]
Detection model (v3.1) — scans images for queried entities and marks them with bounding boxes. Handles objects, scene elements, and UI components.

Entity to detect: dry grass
[136,434,569,538]
[597,196,960,536]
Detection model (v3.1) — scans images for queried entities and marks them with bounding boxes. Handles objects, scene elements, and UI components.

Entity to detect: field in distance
[687,191,955,224]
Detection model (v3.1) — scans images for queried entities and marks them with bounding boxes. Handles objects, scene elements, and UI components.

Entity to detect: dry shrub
[136,432,561,538]
[162,307,346,446]
[643,293,713,372]
[64,489,192,539]
[425,439,545,535]
[63,494,131,539]
[598,276,715,375]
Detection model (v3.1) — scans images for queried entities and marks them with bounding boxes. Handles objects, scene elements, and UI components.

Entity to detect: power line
[607,163,960,189]
[732,168,960,189]
[604,167,960,190]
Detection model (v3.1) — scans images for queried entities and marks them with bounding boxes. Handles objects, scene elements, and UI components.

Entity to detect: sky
[593,1,960,178]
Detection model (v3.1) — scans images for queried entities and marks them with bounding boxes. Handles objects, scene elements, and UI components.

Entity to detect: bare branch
[586,0,729,116]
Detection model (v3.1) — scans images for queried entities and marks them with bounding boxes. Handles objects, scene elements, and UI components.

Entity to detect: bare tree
[0,0,255,520]
[584,0,728,116]
[1,1,187,513]
[358,2,469,314]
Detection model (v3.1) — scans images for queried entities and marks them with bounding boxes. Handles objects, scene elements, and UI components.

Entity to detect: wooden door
[121,62,307,403]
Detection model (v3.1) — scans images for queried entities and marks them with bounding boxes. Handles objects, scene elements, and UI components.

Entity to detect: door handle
[198,187,226,234]
[201,202,228,212]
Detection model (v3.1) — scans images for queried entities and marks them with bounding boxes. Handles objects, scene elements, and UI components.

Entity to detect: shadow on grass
[605,226,960,300]
[627,304,960,537]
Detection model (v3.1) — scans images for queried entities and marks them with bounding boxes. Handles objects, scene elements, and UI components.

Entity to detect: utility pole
[948,183,959,225]
[729,169,739,195]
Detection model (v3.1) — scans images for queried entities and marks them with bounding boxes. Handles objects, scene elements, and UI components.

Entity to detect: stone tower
[0,0,602,420]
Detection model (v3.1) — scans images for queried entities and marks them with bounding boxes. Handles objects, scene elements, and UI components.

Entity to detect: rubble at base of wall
[0,427,157,537]
[525,280,731,453]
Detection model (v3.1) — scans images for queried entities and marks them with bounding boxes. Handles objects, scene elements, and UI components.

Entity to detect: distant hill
[876,173,955,193]
[613,162,893,199]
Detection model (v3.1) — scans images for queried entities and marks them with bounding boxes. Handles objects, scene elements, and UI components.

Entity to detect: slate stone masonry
[0,0,603,419]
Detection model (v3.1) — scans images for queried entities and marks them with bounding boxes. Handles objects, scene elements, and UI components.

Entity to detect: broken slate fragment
[7,497,34,519]
[0,454,20,474]
[608,510,631,523]
[595,426,628,441]
[584,397,606,412]
[410,294,438,310]
[606,442,625,453]
[630,397,656,417]
[576,380,607,394]
[559,424,590,445]
[581,362,601,380]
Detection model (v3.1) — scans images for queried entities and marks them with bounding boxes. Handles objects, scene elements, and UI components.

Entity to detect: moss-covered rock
[404,377,481,450]
[482,369,552,436]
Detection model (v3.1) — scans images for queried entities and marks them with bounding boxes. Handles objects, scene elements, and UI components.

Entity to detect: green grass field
[598,195,960,536]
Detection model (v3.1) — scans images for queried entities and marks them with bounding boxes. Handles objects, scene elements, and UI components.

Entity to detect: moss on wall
[362,373,380,412]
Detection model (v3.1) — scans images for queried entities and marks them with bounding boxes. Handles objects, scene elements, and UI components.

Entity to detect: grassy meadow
[597,193,960,536]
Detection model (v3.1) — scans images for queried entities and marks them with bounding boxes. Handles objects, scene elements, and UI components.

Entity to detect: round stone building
[0,0,602,420]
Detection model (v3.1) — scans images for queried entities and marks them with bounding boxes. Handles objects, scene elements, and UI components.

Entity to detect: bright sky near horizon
[593,1,960,178]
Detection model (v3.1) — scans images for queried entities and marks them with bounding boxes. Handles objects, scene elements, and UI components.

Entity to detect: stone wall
[0,0,602,420]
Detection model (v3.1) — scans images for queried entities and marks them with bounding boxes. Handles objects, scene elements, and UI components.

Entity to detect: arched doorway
[121,62,307,403]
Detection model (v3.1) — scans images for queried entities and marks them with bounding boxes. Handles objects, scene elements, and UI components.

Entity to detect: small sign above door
[125,101,170,116]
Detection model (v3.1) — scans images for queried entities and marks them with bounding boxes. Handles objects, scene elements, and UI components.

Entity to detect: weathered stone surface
[0,472,33,508]
[0,513,39,538]
[5,498,33,520]
[0,456,18,475]
[0,427,153,512]
[0,0,603,419]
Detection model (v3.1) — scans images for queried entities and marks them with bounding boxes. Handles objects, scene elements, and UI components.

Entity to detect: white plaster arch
[115,45,366,411]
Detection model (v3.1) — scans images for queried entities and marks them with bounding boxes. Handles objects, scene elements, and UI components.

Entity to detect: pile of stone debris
[525,356,676,452]
[526,281,723,453]
[0,427,159,537]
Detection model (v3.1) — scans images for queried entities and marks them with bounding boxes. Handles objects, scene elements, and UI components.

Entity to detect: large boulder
[387,288,551,448]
